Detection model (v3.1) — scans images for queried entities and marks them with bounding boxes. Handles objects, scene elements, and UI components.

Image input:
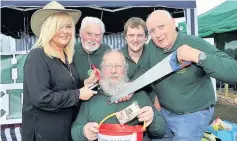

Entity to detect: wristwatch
[197,52,207,65]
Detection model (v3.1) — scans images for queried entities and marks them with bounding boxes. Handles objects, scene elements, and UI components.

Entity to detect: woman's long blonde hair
[33,12,75,64]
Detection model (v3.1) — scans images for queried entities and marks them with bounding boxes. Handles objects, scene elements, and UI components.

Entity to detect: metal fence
[1,33,126,52]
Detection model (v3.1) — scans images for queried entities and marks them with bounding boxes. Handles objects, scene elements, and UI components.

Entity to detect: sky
[196,0,226,15]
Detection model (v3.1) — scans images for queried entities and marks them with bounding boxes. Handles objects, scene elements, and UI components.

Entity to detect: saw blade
[109,51,191,104]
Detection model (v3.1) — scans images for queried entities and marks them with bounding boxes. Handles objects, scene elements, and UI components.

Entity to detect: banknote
[116,101,140,124]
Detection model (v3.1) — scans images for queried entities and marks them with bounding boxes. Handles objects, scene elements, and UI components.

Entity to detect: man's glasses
[102,64,125,70]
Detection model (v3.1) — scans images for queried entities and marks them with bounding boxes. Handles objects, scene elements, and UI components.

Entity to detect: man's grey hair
[101,49,129,71]
[80,16,105,33]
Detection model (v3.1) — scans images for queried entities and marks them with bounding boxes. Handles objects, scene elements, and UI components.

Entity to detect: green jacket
[121,45,157,103]
[71,91,166,141]
[147,32,237,114]
[73,42,111,82]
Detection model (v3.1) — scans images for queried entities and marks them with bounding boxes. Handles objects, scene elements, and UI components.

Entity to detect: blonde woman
[22,1,97,141]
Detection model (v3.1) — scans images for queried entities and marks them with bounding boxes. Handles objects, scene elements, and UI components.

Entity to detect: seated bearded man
[71,50,166,141]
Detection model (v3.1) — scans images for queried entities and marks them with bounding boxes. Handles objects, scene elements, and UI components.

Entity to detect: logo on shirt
[177,68,187,74]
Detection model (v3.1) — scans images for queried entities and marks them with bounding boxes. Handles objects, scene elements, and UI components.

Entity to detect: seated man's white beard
[99,74,129,96]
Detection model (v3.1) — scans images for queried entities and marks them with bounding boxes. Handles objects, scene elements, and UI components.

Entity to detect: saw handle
[170,51,191,71]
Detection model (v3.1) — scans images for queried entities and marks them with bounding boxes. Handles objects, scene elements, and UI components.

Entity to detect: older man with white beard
[71,50,166,141]
[74,16,111,85]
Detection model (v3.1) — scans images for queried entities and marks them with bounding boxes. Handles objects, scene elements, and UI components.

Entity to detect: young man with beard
[71,50,166,141]
[74,17,110,85]
[146,10,237,141]
[121,17,161,109]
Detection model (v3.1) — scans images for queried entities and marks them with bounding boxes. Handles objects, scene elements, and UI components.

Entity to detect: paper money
[116,101,140,124]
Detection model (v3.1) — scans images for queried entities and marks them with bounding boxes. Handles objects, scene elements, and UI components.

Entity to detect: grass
[213,102,237,123]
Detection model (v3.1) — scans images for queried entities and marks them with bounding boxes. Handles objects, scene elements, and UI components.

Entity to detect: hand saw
[109,51,191,104]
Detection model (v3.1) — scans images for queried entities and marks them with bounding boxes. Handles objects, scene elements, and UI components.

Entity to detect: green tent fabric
[179,1,237,37]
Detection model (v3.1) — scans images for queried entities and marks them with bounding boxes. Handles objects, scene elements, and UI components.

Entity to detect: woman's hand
[79,84,97,100]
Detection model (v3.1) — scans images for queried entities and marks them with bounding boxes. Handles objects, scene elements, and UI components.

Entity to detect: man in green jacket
[74,16,110,85]
[146,10,237,141]
[71,50,166,141]
[121,17,161,110]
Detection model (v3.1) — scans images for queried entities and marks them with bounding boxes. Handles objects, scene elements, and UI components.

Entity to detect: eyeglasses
[102,64,125,70]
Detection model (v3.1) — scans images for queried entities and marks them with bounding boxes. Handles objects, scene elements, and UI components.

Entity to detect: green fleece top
[121,45,157,103]
[71,91,166,141]
[147,32,237,114]
[73,42,111,82]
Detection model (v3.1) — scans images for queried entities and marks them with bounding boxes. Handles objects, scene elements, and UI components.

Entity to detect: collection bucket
[97,113,146,141]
